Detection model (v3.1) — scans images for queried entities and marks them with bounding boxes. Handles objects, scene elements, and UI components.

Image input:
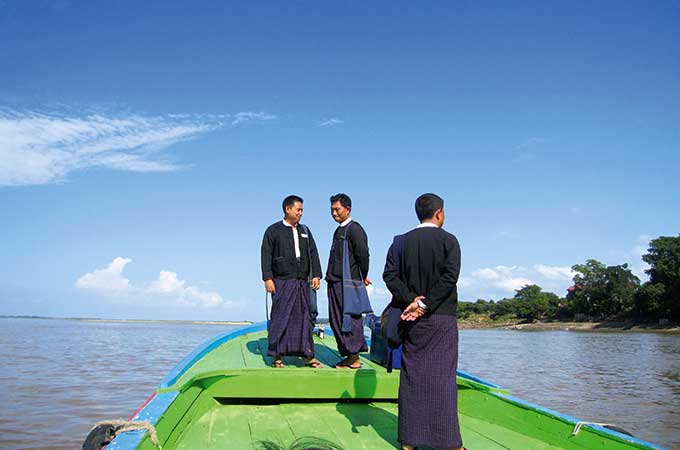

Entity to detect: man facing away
[261,195,323,368]
[383,193,465,450]
[325,193,370,369]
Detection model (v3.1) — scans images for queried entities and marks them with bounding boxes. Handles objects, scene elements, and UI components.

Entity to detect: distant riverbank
[0,315,253,326]
[458,314,680,333]
[4,315,679,333]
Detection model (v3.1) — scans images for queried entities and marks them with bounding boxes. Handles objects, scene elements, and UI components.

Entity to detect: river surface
[0,318,678,449]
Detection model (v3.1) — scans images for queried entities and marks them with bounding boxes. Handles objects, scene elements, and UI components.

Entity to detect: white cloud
[533,264,575,281]
[76,257,226,308]
[472,267,500,280]
[231,111,277,126]
[466,265,534,293]
[497,277,533,291]
[319,118,344,127]
[147,270,224,308]
[0,108,225,186]
[76,257,132,293]
[148,270,186,294]
[630,234,653,280]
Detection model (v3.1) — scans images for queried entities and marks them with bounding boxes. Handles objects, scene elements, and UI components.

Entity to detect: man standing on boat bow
[325,193,371,369]
[261,195,323,368]
[383,193,464,450]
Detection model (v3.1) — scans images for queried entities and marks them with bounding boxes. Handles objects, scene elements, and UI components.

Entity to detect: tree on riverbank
[497,285,561,321]
[459,285,564,323]
[635,235,680,321]
[568,259,640,319]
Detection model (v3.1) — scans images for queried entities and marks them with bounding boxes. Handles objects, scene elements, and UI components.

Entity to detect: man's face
[330,201,350,224]
[285,201,303,224]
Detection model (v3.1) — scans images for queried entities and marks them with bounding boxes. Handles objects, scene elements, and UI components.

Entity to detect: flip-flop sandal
[306,359,323,368]
[272,360,285,368]
[335,360,361,369]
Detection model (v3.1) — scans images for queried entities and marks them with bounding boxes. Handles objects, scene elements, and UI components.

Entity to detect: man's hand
[401,295,426,321]
[311,277,321,290]
[264,279,276,294]
[363,277,372,286]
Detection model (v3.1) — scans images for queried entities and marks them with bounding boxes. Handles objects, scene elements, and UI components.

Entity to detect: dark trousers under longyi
[398,314,462,449]
[267,278,314,358]
[327,281,368,357]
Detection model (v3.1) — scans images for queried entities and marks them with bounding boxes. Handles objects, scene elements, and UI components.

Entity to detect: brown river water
[0,318,678,449]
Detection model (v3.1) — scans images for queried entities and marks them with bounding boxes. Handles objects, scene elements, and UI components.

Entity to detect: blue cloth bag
[341,222,372,332]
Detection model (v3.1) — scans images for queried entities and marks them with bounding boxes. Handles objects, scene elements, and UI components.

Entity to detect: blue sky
[1,1,678,321]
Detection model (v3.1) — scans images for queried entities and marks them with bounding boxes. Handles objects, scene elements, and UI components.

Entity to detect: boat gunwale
[490,392,668,450]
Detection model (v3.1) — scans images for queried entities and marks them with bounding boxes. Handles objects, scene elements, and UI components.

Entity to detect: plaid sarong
[267,278,314,358]
[328,281,368,357]
[398,314,462,449]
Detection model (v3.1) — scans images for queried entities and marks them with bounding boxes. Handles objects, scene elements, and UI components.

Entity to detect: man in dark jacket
[325,193,370,369]
[261,195,323,368]
[383,193,464,450]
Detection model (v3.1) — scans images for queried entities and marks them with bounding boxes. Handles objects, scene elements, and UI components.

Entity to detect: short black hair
[282,195,303,213]
[415,193,444,221]
[329,193,352,209]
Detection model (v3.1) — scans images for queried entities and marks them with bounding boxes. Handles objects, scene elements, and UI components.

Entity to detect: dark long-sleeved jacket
[382,226,461,315]
[261,221,322,281]
[325,220,369,282]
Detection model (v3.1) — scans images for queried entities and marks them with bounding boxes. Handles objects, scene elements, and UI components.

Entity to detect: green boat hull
[106,323,665,450]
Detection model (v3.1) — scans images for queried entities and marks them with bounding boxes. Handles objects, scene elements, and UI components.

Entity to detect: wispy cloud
[231,111,277,126]
[0,108,225,186]
[76,257,227,308]
[318,118,344,127]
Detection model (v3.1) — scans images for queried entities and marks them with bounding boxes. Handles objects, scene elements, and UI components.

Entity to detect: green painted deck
[139,329,659,450]
[172,331,388,388]
[170,401,566,450]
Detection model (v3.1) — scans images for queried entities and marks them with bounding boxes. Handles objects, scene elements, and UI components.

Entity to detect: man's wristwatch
[417,299,427,310]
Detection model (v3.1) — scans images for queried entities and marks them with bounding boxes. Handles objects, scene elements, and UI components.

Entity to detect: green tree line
[458,235,680,323]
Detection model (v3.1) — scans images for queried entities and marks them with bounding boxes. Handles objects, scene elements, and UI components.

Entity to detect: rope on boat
[571,421,633,437]
[84,419,162,450]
